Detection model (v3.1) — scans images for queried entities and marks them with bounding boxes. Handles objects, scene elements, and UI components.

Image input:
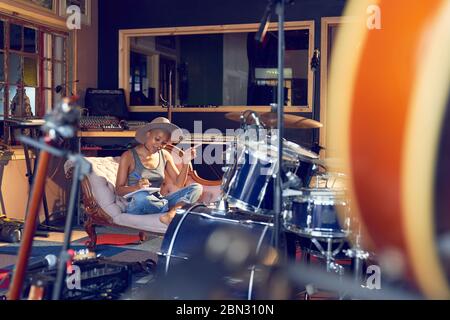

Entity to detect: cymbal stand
[311,237,345,274]
[255,0,287,251]
[309,237,346,299]
[344,224,370,286]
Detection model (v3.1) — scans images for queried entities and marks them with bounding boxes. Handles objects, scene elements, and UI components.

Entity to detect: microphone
[255,0,274,43]
[311,49,320,72]
[28,254,57,271]
[55,80,79,94]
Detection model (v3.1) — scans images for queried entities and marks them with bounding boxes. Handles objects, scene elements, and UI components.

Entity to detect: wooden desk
[77,131,136,138]
[77,131,235,145]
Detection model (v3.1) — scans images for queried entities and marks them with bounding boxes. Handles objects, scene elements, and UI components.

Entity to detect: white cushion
[113,213,167,234]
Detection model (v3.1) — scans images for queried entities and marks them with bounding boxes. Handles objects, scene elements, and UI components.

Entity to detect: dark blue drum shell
[227,150,275,212]
[157,205,279,299]
[289,195,348,237]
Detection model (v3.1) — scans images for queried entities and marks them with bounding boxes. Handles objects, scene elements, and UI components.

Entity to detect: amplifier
[84,88,129,119]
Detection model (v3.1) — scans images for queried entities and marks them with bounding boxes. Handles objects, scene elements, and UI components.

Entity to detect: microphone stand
[8,97,91,300]
[256,0,286,251]
[275,0,286,252]
[310,49,320,145]
[168,70,173,122]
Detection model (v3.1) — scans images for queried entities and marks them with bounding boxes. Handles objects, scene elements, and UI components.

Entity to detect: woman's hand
[138,178,151,189]
[182,145,200,164]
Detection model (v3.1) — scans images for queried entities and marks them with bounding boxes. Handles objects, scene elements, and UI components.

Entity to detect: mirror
[121,22,314,110]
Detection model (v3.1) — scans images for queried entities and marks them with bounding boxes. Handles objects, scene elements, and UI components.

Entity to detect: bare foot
[138,231,150,242]
[159,201,189,225]
[159,208,177,225]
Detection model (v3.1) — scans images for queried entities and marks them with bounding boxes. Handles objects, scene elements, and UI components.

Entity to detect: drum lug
[282,210,292,221]
[306,215,312,229]
[306,202,313,229]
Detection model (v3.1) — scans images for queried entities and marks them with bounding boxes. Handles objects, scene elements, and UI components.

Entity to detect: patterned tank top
[128,148,166,188]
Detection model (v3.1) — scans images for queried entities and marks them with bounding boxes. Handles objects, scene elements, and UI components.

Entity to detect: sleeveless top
[128,148,166,188]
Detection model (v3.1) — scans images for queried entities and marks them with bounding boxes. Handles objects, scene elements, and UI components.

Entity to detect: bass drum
[156,204,293,300]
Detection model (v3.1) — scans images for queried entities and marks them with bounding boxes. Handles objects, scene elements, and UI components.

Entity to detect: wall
[1,151,68,222]
[77,0,99,103]
[97,0,347,146]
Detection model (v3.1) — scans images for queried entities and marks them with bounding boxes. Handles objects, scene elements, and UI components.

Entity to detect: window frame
[119,21,315,113]
[0,13,70,143]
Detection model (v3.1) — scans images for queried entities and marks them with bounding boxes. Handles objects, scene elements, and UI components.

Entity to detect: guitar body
[328,0,450,298]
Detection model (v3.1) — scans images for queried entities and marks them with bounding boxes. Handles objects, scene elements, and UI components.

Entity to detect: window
[0,14,69,143]
[120,22,314,112]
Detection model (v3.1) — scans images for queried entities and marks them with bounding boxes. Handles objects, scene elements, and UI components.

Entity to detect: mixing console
[79,116,123,131]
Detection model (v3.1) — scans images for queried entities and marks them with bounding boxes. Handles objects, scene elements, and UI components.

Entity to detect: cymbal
[225,111,323,129]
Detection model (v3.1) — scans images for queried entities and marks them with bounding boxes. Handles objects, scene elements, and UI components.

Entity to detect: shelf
[77,131,136,138]
[128,106,312,113]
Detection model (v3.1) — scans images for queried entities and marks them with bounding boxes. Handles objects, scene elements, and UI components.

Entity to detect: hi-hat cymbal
[225,111,323,129]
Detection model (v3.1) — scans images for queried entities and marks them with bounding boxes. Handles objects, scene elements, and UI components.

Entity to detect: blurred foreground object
[327,0,450,298]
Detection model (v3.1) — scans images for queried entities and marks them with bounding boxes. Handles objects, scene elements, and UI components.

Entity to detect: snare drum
[284,188,350,238]
[157,204,287,300]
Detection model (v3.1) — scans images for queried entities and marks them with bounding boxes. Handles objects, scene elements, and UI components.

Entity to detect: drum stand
[302,237,346,300]
[311,237,345,275]
[344,225,370,287]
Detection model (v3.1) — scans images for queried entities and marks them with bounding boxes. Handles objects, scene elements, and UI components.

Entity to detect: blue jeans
[126,183,203,215]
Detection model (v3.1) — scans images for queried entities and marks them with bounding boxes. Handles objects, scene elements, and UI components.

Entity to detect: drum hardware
[282,189,303,197]
[282,209,292,223]
[285,259,420,300]
[212,195,229,216]
[310,238,346,275]
[195,210,275,228]
[282,171,302,190]
[311,171,347,189]
[343,225,370,286]
[297,237,347,300]
[156,252,188,261]
[306,203,313,230]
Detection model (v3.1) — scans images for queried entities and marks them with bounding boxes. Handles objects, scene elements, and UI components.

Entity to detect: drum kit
[157,110,371,300]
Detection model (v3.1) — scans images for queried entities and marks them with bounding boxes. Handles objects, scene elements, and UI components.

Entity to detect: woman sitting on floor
[115,117,202,225]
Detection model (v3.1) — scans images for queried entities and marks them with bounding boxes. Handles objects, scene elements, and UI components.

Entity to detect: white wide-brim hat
[135,117,182,144]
